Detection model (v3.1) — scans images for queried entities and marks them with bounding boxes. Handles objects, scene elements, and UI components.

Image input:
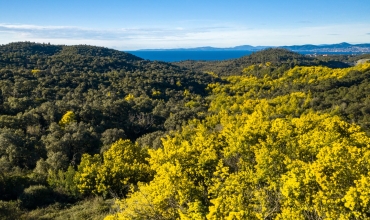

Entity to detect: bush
[21,197,113,220]
[19,185,55,209]
[0,174,30,200]
[0,200,23,220]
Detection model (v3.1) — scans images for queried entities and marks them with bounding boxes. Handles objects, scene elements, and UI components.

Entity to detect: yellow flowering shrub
[59,111,76,127]
[75,139,151,197]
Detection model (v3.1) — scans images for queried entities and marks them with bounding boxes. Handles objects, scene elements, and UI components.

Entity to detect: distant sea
[127,50,362,62]
[127,51,254,62]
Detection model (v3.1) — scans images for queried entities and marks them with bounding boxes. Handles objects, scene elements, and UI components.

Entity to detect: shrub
[0,200,23,220]
[19,185,55,209]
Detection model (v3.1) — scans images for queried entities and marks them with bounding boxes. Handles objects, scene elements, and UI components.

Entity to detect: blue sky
[0,0,369,50]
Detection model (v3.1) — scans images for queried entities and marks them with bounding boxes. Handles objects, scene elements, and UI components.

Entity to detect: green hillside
[1,42,370,219]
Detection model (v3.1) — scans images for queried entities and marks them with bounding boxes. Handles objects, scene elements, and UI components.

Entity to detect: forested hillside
[1,42,370,219]
[0,42,218,219]
[173,48,354,76]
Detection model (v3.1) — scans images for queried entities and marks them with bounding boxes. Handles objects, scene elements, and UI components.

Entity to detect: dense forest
[1,42,370,219]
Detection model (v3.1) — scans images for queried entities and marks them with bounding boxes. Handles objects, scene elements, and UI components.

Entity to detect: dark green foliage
[0,173,31,201]
[100,128,126,152]
[314,53,370,65]
[19,185,55,209]
[136,130,165,149]
[308,70,370,133]
[164,109,199,131]
[0,42,218,172]
[48,166,80,199]
[19,184,71,210]
[0,200,22,220]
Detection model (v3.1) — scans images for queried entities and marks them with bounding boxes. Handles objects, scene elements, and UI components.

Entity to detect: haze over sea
[127,50,361,62]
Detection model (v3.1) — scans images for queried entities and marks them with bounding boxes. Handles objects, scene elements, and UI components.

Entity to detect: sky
[0,0,369,50]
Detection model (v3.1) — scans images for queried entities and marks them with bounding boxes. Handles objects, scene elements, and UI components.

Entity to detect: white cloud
[0,23,369,50]
[0,24,76,30]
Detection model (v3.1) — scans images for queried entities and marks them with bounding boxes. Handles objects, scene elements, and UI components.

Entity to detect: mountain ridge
[137,42,370,53]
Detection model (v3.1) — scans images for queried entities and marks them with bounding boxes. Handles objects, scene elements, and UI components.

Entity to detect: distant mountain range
[138,42,370,53]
